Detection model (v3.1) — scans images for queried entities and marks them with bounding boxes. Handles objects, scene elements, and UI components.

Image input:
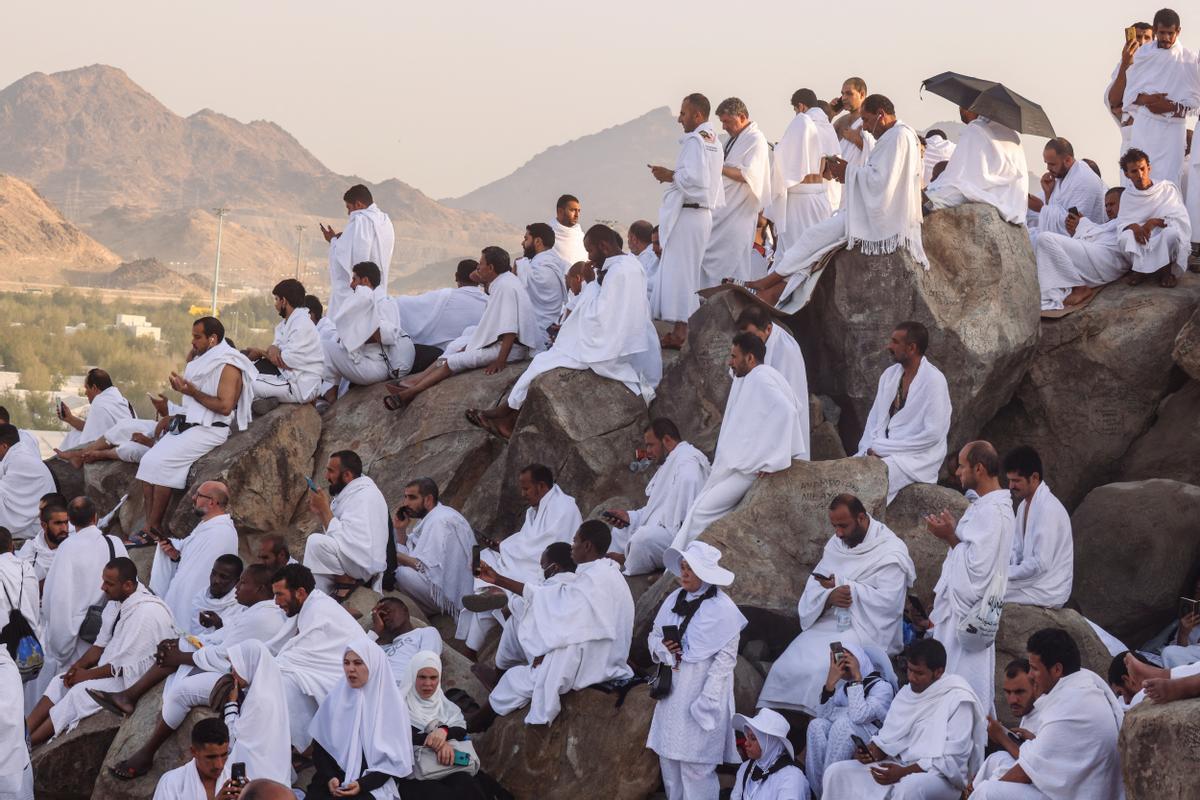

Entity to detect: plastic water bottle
[835,607,852,632]
[629,448,653,473]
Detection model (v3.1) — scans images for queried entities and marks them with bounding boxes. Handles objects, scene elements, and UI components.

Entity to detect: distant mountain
[0,173,119,277]
[65,257,209,296]
[444,107,681,231]
[0,65,518,293]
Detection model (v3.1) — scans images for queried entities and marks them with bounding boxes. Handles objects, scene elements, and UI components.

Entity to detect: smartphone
[1068,206,1080,217]
[471,545,482,576]
[1180,597,1199,618]
[230,762,247,785]
[830,641,845,662]
[813,572,831,583]
[662,624,681,644]
[850,734,869,754]
[1125,26,1137,43]
[57,401,68,420]
[453,749,472,767]
[1005,729,1024,744]
[304,476,318,493]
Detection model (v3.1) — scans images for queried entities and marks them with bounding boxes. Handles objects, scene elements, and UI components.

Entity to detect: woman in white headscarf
[307,636,413,800]
[396,650,487,800]
[219,640,292,786]
[731,708,810,799]
[804,641,896,796]
[646,541,748,800]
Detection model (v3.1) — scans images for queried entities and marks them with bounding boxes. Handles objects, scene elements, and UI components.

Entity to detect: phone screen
[472,545,482,575]
[305,476,318,492]
[662,624,680,643]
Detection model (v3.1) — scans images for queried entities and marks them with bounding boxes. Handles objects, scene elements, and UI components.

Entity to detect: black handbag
[78,534,117,644]
[648,586,717,701]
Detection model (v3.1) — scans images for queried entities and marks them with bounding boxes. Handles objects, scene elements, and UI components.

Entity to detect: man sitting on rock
[320,261,415,406]
[0,423,56,540]
[18,499,70,585]
[516,222,569,351]
[856,322,952,503]
[606,418,710,576]
[489,542,577,678]
[148,481,239,631]
[736,305,810,447]
[456,464,581,658]
[151,717,232,800]
[305,294,336,344]
[759,494,915,714]
[134,316,256,541]
[243,278,325,408]
[27,557,175,745]
[822,638,985,799]
[672,332,807,550]
[972,628,1125,799]
[303,450,389,599]
[1001,446,1073,609]
[472,520,634,727]
[366,596,442,691]
[925,108,1028,225]
[1108,651,1149,708]
[1034,186,1131,311]
[466,225,662,439]
[926,441,1015,711]
[102,564,286,780]
[255,532,295,571]
[55,367,135,453]
[972,658,1044,786]
[391,258,487,351]
[742,94,926,313]
[392,477,476,619]
[1118,147,1192,289]
[1026,138,1107,245]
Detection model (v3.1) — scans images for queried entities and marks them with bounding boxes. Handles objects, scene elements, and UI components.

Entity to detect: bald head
[955,440,1002,493]
[240,780,295,800]
[193,480,230,521]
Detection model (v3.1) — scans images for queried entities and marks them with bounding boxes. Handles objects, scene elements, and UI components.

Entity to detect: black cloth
[399,724,487,800]
[412,344,444,374]
[251,356,282,376]
[305,741,393,799]
[410,726,468,745]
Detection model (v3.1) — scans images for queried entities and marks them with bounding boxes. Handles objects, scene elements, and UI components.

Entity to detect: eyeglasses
[195,492,215,501]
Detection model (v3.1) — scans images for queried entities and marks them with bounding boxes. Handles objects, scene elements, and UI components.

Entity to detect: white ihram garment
[619,442,710,576]
[1029,160,1107,243]
[656,121,725,322]
[392,285,487,350]
[152,759,207,800]
[922,134,956,187]
[1004,482,1073,607]
[1035,218,1130,310]
[0,650,32,800]
[768,112,831,256]
[252,307,325,403]
[856,357,952,503]
[393,502,475,618]
[764,324,810,453]
[517,249,569,351]
[1123,40,1200,186]
[758,518,915,713]
[702,120,770,286]
[59,386,134,450]
[549,218,588,267]
[507,253,662,408]
[972,703,1044,784]
[807,107,843,210]
[327,203,395,318]
[931,489,1015,711]
[220,641,292,786]
[674,364,806,548]
[1116,178,1192,276]
[304,475,389,589]
[0,436,55,539]
[443,271,537,372]
[149,513,239,632]
[95,418,158,463]
[324,284,415,390]
[1185,150,1200,245]
[637,247,659,303]
[926,117,1029,225]
[772,121,927,313]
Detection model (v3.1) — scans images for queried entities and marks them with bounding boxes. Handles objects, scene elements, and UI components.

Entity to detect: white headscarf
[829,641,878,708]
[221,641,292,786]
[310,636,413,791]
[405,650,467,731]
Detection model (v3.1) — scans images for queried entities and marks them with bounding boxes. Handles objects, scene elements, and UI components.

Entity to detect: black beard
[329,478,347,496]
[277,305,288,319]
[193,506,206,518]
[523,245,536,260]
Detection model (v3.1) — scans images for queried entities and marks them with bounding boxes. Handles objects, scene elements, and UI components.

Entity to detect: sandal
[464,409,484,429]
[87,688,130,718]
[124,529,159,548]
[109,762,150,781]
[382,394,406,411]
[329,581,360,603]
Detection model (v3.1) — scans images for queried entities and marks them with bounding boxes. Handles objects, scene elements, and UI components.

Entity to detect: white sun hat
[663,540,735,587]
[733,707,795,759]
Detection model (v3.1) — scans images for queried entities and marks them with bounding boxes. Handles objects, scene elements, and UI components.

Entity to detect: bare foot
[1159,268,1179,288]
[1144,677,1192,703]
[1126,272,1146,286]
[1125,652,1167,685]
[1063,286,1097,306]
[471,662,504,690]
[660,332,685,350]
[758,283,785,307]
[54,449,85,469]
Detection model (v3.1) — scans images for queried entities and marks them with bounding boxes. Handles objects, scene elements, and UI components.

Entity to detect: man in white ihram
[925,441,1015,711]
[1035,186,1130,311]
[391,477,475,619]
[1118,147,1191,289]
[925,107,1029,225]
[735,305,811,448]
[652,92,724,349]
[921,129,956,187]
[767,91,832,258]
[790,88,843,210]
[0,424,56,540]
[390,259,487,351]
[759,493,915,714]
[149,481,239,628]
[243,279,325,405]
[672,331,807,549]
[549,194,588,267]
[857,322,952,504]
[1000,447,1073,608]
[321,261,415,401]
[516,222,568,351]
[303,450,389,596]
[743,94,927,314]
[605,417,710,576]
[1026,138,1107,244]
[320,183,395,319]
[699,97,769,287]
[57,368,134,451]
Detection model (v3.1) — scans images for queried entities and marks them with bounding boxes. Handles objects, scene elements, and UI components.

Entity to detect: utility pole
[211,208,229,316]
[294,225,305,279]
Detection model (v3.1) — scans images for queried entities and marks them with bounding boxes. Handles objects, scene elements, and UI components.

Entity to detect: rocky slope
[0,173,119,278]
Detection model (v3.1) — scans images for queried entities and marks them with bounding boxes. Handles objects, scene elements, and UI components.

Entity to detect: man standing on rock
[1001,447,1073,609]
[671,332,807,549]
[549,194,588,267]
[606,418,710,576]
[1117,147,1192,288]
[856,322,952,504]
[766,90,832,258]
[628,219,659,296]
[759,494,915,714]
[321,183,395,319]
[652,93,724,349]
[926,441,1015,712]
[736,305,811,449]
[303,450,389,599]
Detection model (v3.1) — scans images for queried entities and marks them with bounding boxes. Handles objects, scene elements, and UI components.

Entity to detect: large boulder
[472,684,661,800]
[165,404,322,537]
[884,483,968,610]
[1119,380,1200,486]
[633,457,889,655]
[983,275,1200,510]
[32,710,123,800]
[797,203,1039,459]
[991,605,1112,727]
[1171,304,1200,380]
[44,455,86,502]
[463,367,651,537]
[1120,696,1200,800]
[1071,480,1200,646]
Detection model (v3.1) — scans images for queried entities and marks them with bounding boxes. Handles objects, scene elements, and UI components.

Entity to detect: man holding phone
[972,658,1043,786]
[1027,138,1106,245]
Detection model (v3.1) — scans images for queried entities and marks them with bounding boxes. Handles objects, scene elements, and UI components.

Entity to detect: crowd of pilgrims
[2,8,1200,798]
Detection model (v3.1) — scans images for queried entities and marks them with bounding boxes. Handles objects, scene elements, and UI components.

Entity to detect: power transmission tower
[295,225,305,279]
[211,208,229,316]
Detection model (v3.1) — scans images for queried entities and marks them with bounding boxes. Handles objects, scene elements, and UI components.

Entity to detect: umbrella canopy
[921,71,1056,138]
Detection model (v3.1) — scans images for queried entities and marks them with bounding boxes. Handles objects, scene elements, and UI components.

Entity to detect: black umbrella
[921,71,1056,138]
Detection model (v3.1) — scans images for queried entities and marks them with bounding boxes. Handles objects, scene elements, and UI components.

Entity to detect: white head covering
[221,641,292,786]
[405,650,467,731]
[663,541,734,586]
[828,641,879,708]
[734,707,794,763]
[310,636,413,789]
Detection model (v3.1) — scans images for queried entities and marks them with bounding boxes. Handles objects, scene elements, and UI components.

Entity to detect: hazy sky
[3,1,1167,198]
